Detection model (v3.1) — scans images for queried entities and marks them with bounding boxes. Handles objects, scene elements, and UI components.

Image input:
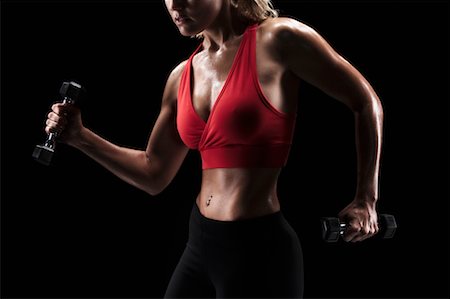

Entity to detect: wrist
[354,193,378,205]
[68,126,90,149]
[355,182,379,203]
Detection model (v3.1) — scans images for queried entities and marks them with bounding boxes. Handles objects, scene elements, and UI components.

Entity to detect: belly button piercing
[206,195,212,206]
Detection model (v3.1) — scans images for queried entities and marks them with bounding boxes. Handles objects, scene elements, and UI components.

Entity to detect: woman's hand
[338,199,379,242]
[44,102,84,146]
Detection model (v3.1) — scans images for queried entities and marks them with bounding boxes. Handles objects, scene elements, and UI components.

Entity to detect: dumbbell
[321,214,397,242]
[32,81,85,166]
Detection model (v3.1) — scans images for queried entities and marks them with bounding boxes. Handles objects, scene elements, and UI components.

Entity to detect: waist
[195,195,281,221]
[200,144,292,169]
[196,167,281,221]
[187,201,296,250]
[191,201,284,235]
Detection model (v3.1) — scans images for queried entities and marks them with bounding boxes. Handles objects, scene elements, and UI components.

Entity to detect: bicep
[145,64,189,186]
[144,103,189,188]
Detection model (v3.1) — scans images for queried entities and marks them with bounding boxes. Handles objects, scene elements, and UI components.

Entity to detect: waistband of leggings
[191,201,286,234]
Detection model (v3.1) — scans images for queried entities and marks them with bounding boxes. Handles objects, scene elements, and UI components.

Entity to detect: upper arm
[272,18,381,112]
[145,61,189,189]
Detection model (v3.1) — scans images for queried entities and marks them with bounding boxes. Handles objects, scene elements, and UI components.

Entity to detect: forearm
[354,96,384,203]
[70,128,158,195]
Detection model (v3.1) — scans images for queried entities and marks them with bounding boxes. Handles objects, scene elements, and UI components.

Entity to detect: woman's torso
[187,19,300,220]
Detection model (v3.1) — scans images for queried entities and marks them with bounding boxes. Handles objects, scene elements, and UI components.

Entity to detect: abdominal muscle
[196,168,282,221]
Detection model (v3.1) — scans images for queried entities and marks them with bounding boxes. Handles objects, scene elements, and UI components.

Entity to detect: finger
[342,222,361,242]
[47,111,68,126]
[45,119,65,134]
[356,225,373,242]
[373,222,380,235]
[361,219,382,241]
[364,224,379,241]
[51,103,70,116]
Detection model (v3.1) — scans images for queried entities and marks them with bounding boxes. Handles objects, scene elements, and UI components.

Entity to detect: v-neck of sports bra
[187,24,256,126]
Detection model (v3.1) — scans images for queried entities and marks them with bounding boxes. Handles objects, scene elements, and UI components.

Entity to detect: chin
[178,27,202,37]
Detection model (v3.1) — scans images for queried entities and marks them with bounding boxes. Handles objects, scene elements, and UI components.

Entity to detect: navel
[206,194,213,207]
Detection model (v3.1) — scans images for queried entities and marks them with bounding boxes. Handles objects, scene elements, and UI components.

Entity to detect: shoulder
[162,60,188,106]
[259,17,321,42]
[167,60,188,85]
[257,17,328,58]
[165,60,188,93]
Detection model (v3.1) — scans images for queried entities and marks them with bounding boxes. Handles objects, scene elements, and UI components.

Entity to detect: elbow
[142,176,169,197]
[144,186,163,197]
[138,153,167,196]
[141,185,165,197]
[131,179,163,196]
[140,152,181,197]
[373,97,384,122]
[354,95,384,120]
[142,170,174,197]
[146,189,163,197]
[353,96,384,136]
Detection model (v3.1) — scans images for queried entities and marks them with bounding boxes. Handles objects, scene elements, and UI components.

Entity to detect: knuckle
[48,112,58,121]
[350,224,361,232]
[47,126,56,133]
[52,103,63,113]
[54,104,65,114]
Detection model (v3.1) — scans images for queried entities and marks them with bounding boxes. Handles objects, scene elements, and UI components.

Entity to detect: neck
[202,5,249,50]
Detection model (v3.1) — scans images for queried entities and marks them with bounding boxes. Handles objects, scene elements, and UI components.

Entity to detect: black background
[1,1,449,298]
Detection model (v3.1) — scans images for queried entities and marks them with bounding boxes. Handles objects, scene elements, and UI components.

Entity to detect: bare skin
[45,0,383,242]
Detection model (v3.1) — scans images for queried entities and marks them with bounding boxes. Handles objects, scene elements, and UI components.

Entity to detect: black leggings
[164,202,304,298]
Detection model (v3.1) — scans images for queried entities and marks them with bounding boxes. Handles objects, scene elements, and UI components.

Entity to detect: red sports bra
[177,24,297,169]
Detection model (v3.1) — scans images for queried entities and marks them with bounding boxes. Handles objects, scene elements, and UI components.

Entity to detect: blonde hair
[231,0,279,22]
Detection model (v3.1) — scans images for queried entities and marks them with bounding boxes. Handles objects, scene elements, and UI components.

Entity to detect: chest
[187,31,299,125]
[191,44,241,122]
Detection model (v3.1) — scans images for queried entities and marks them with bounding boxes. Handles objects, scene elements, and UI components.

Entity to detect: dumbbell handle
[44,97,74,148]
[338,215,394,230]
[326,223,358,237]
[338,223,346,235]
[321,214,397,242]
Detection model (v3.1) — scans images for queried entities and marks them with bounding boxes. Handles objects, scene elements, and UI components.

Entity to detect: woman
[45,0,383,297]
